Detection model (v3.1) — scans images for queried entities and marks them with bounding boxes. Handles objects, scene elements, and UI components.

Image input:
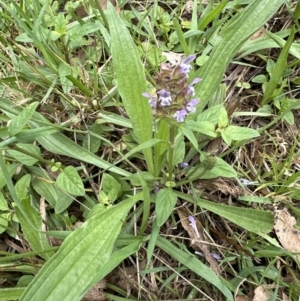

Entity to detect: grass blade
[261,27,295,105]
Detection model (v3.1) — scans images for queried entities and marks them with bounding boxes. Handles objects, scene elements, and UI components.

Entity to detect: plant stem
[167,125,175,183]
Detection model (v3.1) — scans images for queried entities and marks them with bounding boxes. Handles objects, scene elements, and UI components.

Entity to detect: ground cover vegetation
[0,0,300,300]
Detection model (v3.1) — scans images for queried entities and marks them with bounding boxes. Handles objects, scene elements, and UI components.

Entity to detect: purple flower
[195,251,221,260]
[180,55,196,74]
[188,216,199,237]
[186,85,195,96]
[182,54,196,64]
[186,99,199,113]
[142,92,157,108]
[186,78,202,96]
[190,77,202,85]
[180,162,189,168]
[239,178,258,186]
[157,89,172,106]
[173,109,188,122]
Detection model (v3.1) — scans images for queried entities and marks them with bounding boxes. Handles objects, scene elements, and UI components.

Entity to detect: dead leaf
[98,0,116,9]
[194,177,248,199]
[274,208,300,259]
[253,286,270,301]
[162,51,184,66]
[282,292,289,301]
[177,208,221,275]
[235,296,250,301]
[82,279,106,301]
[249,27,265,40]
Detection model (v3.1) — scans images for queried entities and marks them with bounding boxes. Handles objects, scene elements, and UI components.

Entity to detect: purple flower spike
[157,89,172,106]
[173,109,188,122]
[186,99,199,113]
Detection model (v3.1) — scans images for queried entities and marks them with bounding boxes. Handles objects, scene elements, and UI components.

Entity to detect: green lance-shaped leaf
[107,3,154,174]
[196,0,285,111]
[156,236,233,301]
[16,197,54,260]
[197,198,273,235]
[56,166,85,196]
[19,194,139,301]
[222,125,260,141]
[156,188,177,226]
[8,102,39,136]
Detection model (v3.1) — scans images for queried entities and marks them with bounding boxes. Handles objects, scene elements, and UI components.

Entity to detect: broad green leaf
[283,111,294,125]
[102,173,121,203]
[107,3,154,174]
[6,143,41,166]
[0,288,25,301]
[8,102,39,136]
[58,61,71,77]
[54,13,67,35]
[30,167,58,208]
[15,174,31,200]
[56,166,85,196]
[55,192,73,214]
[0,215,8,234]
[187,120,217,137]
[156,188,177,226]
[187,156,237,179]
[197,104,226,125]
[85,240,143,297]
[218,107,229,128]
[125,171,156,186]
[223,125,260,141]
[0,192,9,211]
[19,195,139,301]
[16,197,54,260]
[196,0,285,111]
[0,163,19,189]
[197,198,273,235]
[156,236,233,301]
